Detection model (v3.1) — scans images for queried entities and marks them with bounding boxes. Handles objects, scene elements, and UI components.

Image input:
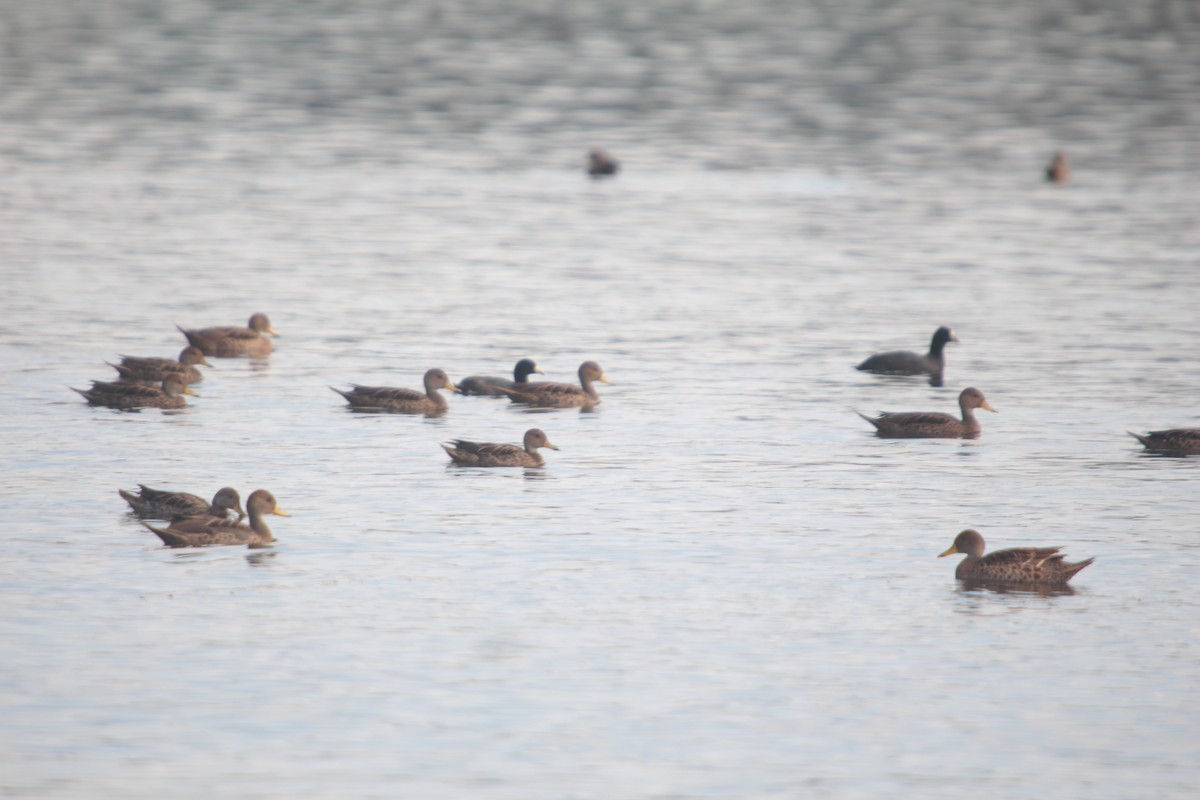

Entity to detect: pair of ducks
[121,485,288,548]
[332,360,611,415]
[855,325,996,439]
[73,313,278,410]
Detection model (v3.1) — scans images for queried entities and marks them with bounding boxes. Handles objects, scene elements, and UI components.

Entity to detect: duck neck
[579,374,599,399]
[959,404,981,434]
[247,509,274,542]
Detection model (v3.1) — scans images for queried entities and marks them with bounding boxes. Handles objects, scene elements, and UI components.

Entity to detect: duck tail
[856,411,881,430]
[1065,557,1095,581]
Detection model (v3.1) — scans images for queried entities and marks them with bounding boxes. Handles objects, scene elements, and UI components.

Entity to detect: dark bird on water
[458,358,543,397]
[856,326,958,386]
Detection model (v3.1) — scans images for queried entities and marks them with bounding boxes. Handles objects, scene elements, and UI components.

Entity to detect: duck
[1128,428,1200,455]
[443,428,559,467]
[331,368,460,415]
[856,326,958,385]
[587,149,620,176]
[142,489,288,548]
[71,376,197,410]
[458,358,543,397]
[858,387,995,439]
[119,485,245,521]
[1045,151,1069,184]
[938,529,1094,584]
[109,346,212,384]
[177,312,276,357]
[497,361,611,408]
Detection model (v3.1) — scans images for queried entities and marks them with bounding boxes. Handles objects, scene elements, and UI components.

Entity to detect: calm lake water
[2,1,1198,798]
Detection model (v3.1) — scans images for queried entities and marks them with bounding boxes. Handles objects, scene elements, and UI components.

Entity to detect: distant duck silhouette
[1128,428,1200,455]
[938,529,1093,585]
[858,387,996,439]
[458,358,543,397]
[856,326,958,386]
[1045,151,1068,184]
[587,149,620,177]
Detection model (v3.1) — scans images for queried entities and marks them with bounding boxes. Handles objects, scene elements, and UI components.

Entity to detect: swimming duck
[587,149,620,176]
[497,361,611,408]
[177,312,276,357]
[858,387,995,439]
[109,346,212,384]
[119,485,245,521]
[331,368,460,415]
[1128,428,1200,455]
[142,489,288,548]
[443,428,559,467]
[72,376,197,410]
[856,326,958,385]
[1045,151,1069,184]
[938,529,1093,584]
[458,358,543,397]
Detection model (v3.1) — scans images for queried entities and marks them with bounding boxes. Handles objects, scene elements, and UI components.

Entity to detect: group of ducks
[83,313,1195,587]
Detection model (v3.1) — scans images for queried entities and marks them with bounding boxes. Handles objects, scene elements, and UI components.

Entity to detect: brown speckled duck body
[938,529,1093,585]
[332,368,459,415]
[177,313,276,357]
[110,346,211,384]
[1128,428,1200,455]
[119,485,245,521]
[142,489,288,548]
[72,376,197,410]
[859,387,995,439]
[497,361,610,408]
[443,428,558,467]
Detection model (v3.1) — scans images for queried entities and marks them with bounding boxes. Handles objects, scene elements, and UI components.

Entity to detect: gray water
[2,1,1199,798]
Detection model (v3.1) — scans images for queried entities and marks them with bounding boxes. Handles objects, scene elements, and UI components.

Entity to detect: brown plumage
[177,312,276,357]
[331,368,460,415]
[458,358,543,397]
[497,361,611,408]
[1128,428,1200,455]
[71,376,197,410]
[858,387,995,439]
[443,428,559,467]
[142,489,288,548]
[119,485,245,521]
[938,529,1094,585]
[109,346,212,384]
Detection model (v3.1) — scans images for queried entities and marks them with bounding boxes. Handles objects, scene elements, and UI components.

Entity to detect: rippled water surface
[2,2,1199,798]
